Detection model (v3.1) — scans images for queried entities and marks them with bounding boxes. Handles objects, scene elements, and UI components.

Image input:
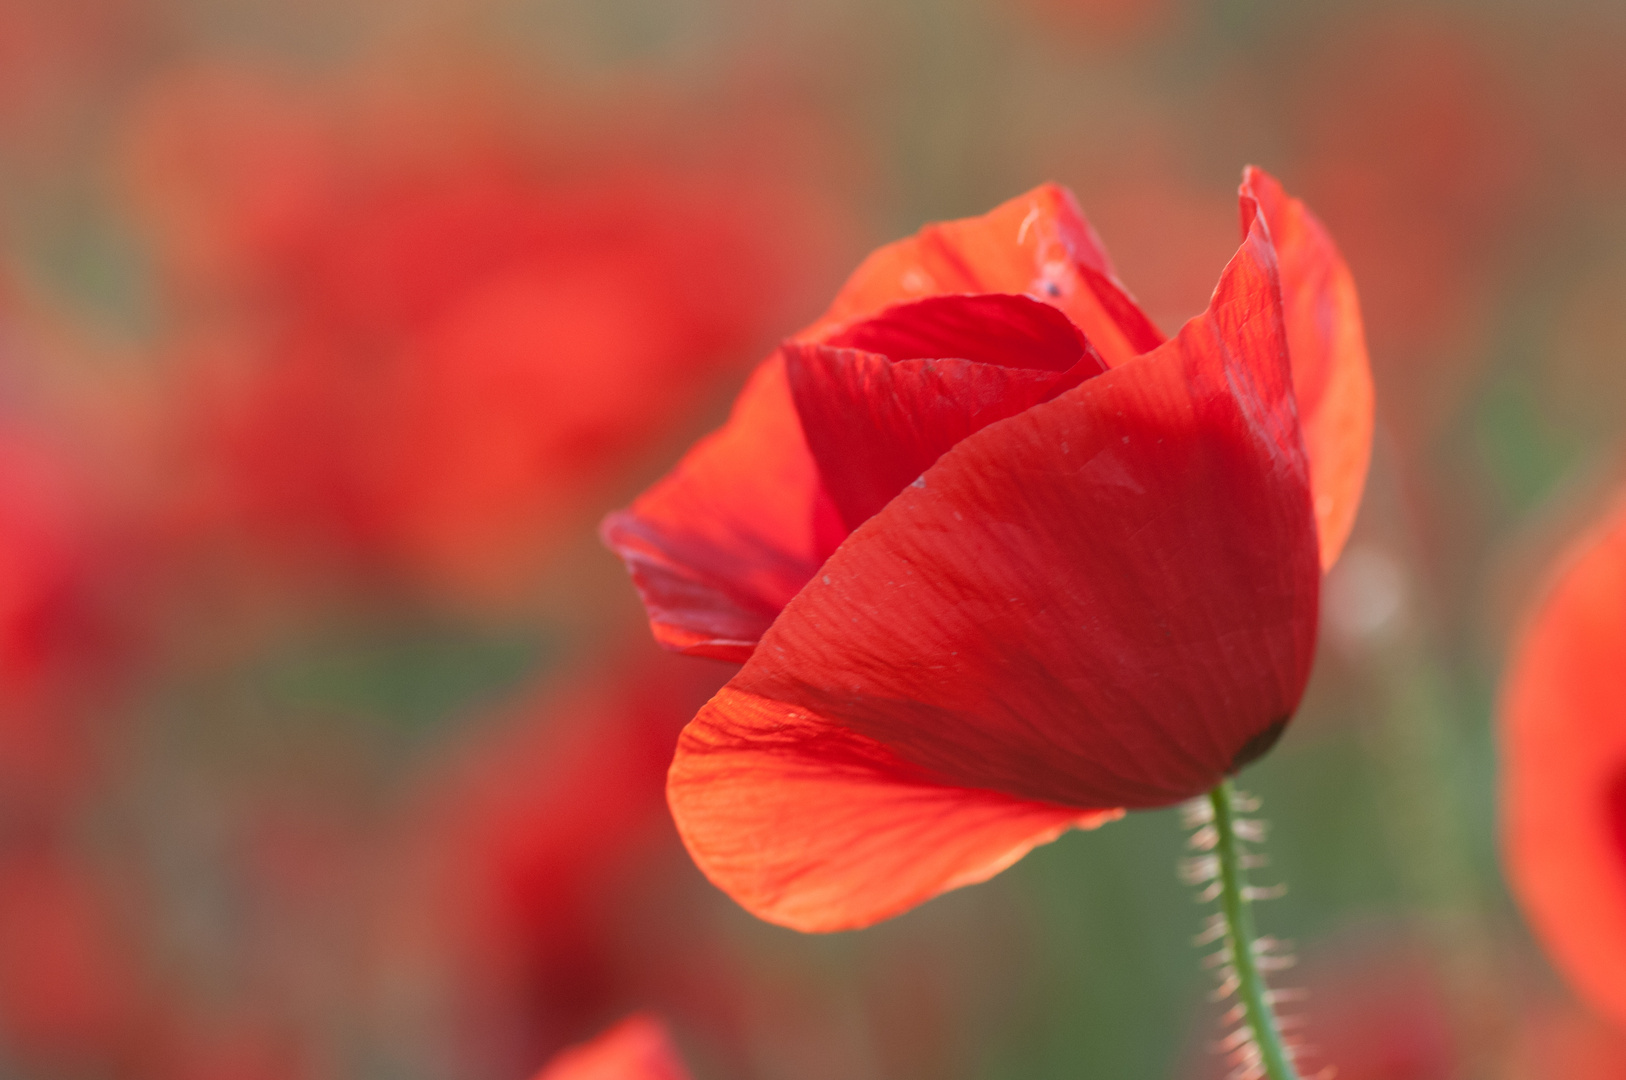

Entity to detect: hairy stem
[1209,780,1300,1080]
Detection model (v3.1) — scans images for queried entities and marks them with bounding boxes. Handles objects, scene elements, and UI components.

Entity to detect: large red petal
[803,184,1165,366]
[1240,166,1373,570]
[670,685,1117,931]
[669,214,1317,930]
[1503,496,1626,1028]
[599,356,834,662]
[743,211,1315,807]
[533,1014,691,1080]
[787,294,1106,530]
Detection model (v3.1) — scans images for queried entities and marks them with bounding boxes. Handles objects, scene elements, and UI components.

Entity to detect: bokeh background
[3,0,1626,1077]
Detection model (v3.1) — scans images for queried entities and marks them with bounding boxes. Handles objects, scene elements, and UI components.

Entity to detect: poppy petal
[669,684,1119,931]
[805,184,1165,366]
[787,294,1107,530]
[669,214,1317,927]
[533,1014,691,1080]
[1240,166,1373,569]
[1503,497,1626,1028]
[821,292,1094,372]
[599,356,834,661]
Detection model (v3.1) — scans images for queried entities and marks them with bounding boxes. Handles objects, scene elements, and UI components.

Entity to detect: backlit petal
[670,685,1117,931]
[1241,166,1373,570]
[804,183,1164,366]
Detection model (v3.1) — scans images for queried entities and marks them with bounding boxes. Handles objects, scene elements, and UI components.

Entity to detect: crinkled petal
[1503,496,1626,1028]
[533,1014,691,1080]
[786,294,1106,530]
[1240,166,1373,569]
[670,685,1118,932]
[600,357,833,661]
[669,213,1317,929]
[804,184,1165,366]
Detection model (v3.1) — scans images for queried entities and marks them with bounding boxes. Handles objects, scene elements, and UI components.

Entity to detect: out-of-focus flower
[604,168,1371,931]
[0,307,145,814]
[117,67,336,302]
[378,648,740,1078]
[1502,493,1626,1027]
[121,66,848,605]
[531,1014,691,1080]
[0,427,111,800]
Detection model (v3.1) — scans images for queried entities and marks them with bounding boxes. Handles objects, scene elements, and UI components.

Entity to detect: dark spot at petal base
[1229,718,1289,773]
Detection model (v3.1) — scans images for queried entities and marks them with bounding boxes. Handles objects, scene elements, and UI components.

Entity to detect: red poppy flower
[531,1014,690,1080]
[603,167,1371,931]
[1502,494,1626,1028]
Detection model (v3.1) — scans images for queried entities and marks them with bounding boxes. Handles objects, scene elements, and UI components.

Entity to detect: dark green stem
[1208,780,1300,1080]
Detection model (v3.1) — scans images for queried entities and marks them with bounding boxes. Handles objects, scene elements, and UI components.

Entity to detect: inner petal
[822,293,1092,372]
[787,294,1106,532]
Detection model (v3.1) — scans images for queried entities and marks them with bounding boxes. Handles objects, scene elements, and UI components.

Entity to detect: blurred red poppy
[604,167,1371,930]
[531,1014,690,1080]
[1502,493,1626,1028]
[124,67,846,604]
[380,648,750,1078]
[0,407,133,813]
